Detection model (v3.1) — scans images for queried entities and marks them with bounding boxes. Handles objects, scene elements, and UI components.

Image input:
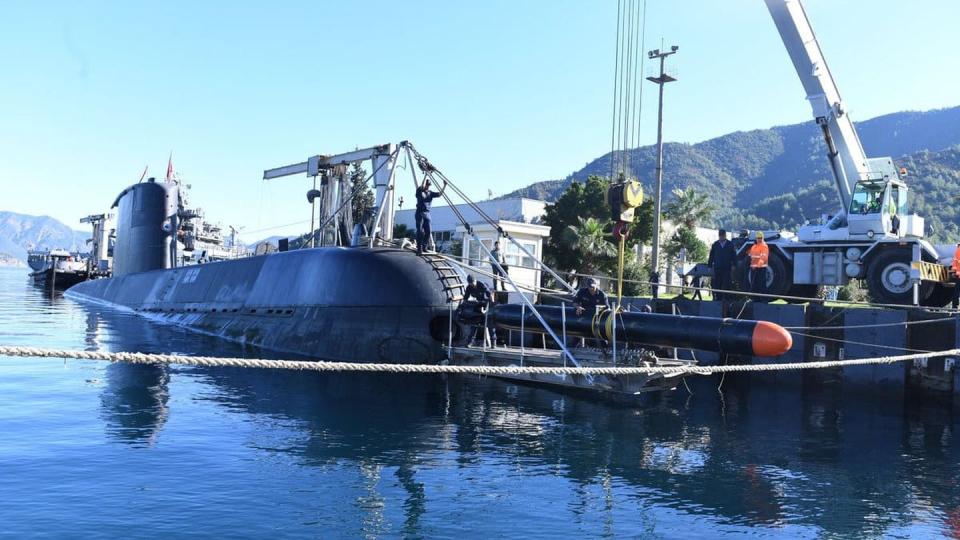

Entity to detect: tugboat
[27,249,50,272]
[30,249,89,289]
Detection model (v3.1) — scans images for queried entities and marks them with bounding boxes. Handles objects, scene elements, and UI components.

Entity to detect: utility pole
[646,45,678,298]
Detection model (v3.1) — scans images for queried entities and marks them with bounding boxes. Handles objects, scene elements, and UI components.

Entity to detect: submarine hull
[66,247,456,364]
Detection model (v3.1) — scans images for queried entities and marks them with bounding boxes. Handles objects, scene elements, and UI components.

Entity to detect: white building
[395,195,722,297]
[395,198,550,301]
[394,197,547,245]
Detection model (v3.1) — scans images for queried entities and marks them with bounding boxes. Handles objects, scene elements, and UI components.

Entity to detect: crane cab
[846,176,924,240]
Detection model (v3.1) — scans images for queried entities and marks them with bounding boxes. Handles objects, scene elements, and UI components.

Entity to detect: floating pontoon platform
[447,344,694,398]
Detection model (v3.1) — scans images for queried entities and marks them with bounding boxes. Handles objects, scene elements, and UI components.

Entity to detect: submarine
[66,142,791,365]
[67,144,462,364]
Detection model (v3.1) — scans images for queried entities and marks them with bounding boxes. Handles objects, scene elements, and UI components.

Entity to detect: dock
[445,295,960,406]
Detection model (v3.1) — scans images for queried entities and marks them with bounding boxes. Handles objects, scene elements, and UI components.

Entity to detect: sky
[1,0,957,241]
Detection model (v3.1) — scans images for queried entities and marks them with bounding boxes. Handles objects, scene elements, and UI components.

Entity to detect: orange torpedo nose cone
[751,321,793,357]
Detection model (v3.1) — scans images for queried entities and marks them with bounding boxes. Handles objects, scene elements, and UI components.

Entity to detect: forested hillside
[503,106,960,241]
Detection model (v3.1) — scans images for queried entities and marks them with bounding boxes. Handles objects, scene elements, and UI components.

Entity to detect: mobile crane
[734,0,954,306]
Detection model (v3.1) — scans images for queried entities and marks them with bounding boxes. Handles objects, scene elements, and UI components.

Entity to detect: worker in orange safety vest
[748,231,770,302]
[951,242,960,308]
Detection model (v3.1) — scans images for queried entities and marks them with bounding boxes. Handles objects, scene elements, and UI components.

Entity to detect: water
[1,267,958,539]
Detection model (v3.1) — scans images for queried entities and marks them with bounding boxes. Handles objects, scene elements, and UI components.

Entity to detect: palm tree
[563,217,616,275]
[664,187,713,229]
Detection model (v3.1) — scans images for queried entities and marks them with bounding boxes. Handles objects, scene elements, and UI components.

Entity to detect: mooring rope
[0,346,957,377]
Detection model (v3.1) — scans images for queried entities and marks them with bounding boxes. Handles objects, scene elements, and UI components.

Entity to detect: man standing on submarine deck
[415,178,445,255]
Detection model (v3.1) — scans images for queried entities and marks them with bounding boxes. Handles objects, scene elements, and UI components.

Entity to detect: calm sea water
[1,266,958,539]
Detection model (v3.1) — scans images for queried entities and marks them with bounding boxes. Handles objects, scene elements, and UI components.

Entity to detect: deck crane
[735,0,953,306]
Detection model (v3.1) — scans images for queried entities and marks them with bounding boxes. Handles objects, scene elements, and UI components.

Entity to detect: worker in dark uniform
[573,277,609,348]
[690,273,704,301]
[415,179,444,255]
[463,274,491,304]
[748,231,770,302]
[951,243,960,309]
[461,275,493,345]
[490,241,508,291]
[574,277,609,315]
[708,228,736,301]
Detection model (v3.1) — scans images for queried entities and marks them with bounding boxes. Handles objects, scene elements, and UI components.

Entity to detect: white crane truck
[733,0,954,306]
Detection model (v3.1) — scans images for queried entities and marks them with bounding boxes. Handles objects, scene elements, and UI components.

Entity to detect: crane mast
[764,0,872,212]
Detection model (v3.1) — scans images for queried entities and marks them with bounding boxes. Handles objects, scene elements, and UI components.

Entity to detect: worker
[574,277,609,315]
[952,243,960,309]
[489,240,508,291]
[690,273,704,301]
[707,228,736,301]
[415,179,444,255]
[461,275,493,346]
[463,274,491,304]
[748,232,770,302]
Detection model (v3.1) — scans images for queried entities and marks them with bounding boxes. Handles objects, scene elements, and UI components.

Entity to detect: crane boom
[764,0,871,212]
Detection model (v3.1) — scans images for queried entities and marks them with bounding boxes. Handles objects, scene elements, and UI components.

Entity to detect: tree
[393,223,415,239]
[563,217,616,275]
[350,162,375,226]
[631,198,655,246]
[664,187,713,229]
[664,226,708,267]
[542,175,611,272]
[541,175,659,286]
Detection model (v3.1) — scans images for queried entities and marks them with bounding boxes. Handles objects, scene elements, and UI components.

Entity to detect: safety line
[1,346,957,377]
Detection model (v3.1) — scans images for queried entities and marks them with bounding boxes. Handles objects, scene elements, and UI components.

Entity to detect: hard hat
[756,231,764,240]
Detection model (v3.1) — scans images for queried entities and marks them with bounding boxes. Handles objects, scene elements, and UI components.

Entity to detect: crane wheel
[922,283,953,308]
[865,248,931,305]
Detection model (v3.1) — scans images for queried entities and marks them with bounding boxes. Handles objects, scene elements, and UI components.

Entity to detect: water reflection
[79,306,171,445]
[73,299,960,537]
[99,363,170,446]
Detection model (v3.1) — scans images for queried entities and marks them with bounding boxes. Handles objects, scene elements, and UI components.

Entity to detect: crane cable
[609,0,647,309]
[609,0,648,180]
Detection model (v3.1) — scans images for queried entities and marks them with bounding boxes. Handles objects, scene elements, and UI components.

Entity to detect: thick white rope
[0,345,957,377]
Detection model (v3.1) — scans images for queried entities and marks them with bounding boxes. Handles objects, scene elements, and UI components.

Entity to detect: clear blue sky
[2,0,957,240]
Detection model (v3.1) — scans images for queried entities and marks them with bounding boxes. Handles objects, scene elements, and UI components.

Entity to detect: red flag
[165,152,174,184]
[138,165,148,183]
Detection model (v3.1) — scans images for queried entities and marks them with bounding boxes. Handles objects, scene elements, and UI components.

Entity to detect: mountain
[0,212,90,262]
[502,106,960,240]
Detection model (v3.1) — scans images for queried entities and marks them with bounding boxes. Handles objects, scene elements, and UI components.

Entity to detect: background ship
[28,248,89,289]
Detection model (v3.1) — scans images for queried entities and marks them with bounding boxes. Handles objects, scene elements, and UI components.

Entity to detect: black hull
[66,247,457,364]
[31,268,89,289]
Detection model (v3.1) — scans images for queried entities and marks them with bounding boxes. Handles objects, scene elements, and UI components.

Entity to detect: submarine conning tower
[111,179,180,277]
